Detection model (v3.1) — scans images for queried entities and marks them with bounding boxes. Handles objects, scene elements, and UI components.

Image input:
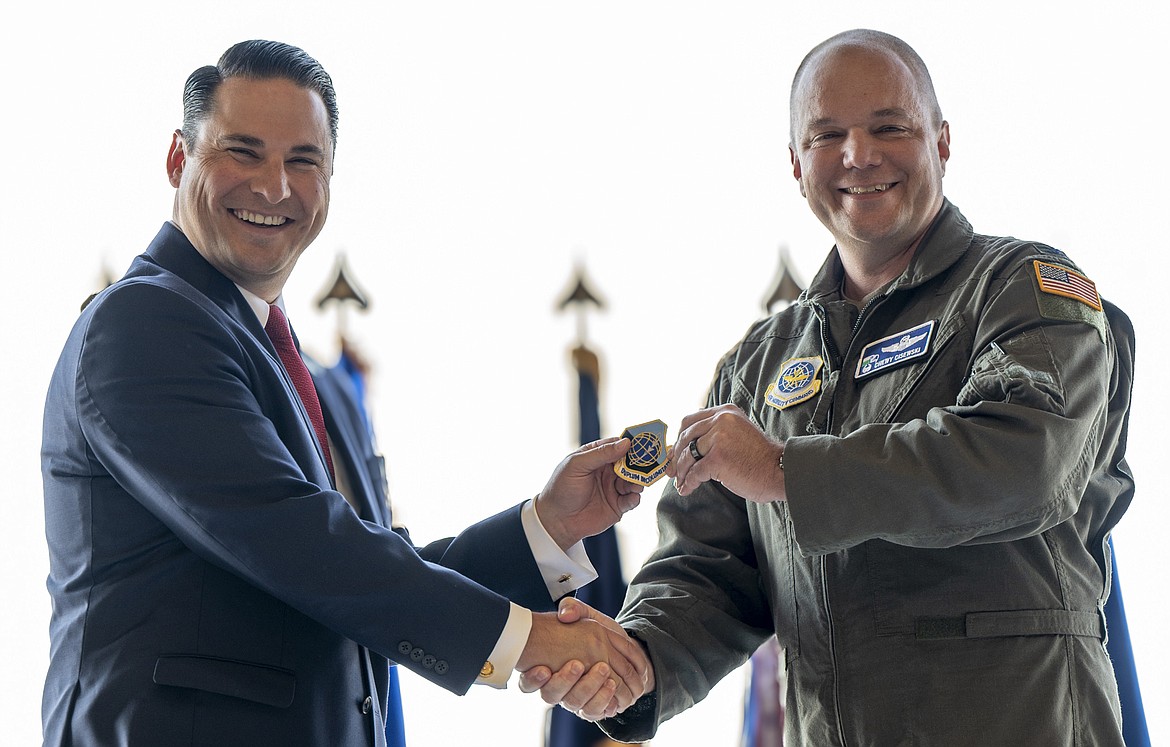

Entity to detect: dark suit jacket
[41,223,553,746]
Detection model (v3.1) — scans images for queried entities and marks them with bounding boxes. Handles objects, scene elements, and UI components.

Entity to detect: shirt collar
[165,220,283,328]
[235,283,283,328]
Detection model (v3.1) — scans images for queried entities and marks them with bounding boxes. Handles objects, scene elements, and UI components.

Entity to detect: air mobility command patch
[614,419,670,486]
[1031,260,1106,342]
[856,320,936,380]
[765,357,824,411]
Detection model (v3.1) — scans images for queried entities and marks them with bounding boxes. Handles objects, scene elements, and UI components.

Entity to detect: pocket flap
[153,654,296,708]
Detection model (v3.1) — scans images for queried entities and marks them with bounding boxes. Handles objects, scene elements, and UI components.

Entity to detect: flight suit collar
[800,199,975,309]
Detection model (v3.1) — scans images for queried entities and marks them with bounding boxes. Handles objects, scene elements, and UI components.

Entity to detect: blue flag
[329,350,407,747]
[741,638,784,747]
[547,346,627,747]
[1105,538,1149,746]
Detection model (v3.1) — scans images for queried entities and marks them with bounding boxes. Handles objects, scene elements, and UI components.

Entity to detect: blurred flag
[741,638,784,747]
[328,347,406,747]
[740,247,804,747]
[546,344,628,747]
[1106,537,1149,746]
[313,257,405,747]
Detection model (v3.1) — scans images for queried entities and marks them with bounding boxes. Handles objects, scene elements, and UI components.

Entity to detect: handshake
[515,597,655,721]
[515,402,786,721]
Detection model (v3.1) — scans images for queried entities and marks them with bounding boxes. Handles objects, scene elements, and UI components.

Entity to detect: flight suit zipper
[813,291,885,747]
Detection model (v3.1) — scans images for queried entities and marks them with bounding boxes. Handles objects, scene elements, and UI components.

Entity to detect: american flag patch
[1033,260,1102,311]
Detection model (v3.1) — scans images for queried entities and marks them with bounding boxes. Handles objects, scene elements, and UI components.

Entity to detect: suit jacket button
[361,696,373,715]
[434,660,449,675]
[422,654,437,669]
[397,641,413,656]
[410,647,425,662]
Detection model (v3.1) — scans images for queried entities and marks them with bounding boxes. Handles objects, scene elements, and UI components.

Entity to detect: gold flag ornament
[614,419,671,486]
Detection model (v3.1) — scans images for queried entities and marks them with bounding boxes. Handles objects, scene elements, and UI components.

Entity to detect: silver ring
[688,439,704,461]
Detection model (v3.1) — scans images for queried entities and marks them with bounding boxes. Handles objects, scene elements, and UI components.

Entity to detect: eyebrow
[806,107,914,130]
[220,134,327,158]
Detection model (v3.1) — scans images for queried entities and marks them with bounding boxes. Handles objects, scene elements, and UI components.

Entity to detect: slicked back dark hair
[180,40,338,151]
[789,29,943,146]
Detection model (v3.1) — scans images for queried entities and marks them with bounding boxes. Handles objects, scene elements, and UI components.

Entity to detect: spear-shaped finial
[762,245,804,314]
[556,262,605,345]
[315,253,370,340]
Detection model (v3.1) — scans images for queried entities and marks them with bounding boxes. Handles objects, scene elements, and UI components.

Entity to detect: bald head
[789,29,942,146]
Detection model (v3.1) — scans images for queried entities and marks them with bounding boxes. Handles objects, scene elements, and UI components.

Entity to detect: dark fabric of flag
[548,350,628,747]
[741,638,784,747]
[330,350,406,747]
[1105,538,1150,747]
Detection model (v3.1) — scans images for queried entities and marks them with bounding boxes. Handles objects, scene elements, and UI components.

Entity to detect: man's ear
[936,121,951,176]
[166,130,187,188]
[790,146,806,198]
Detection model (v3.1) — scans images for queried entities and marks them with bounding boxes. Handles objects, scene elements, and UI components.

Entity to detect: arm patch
[1031,260,1106,342]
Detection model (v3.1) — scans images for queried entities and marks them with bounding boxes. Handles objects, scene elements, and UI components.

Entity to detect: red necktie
[265,303,335,481]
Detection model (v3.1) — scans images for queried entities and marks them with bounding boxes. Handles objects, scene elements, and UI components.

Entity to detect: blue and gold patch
[614,419,670,486]
[856,320,935,380]
[765,357,823,411]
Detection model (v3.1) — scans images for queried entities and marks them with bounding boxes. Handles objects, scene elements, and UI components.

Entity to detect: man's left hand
[668,404,787,503]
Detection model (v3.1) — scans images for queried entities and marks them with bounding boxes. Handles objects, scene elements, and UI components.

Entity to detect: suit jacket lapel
[137,222,334,487]
[141,222,271,348]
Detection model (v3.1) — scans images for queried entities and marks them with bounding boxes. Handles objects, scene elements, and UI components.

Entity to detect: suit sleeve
[415,503,561,612]
[74,281,513,693]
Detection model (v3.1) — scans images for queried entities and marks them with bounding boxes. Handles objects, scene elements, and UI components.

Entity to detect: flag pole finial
[762,245,804,314]
[315,252,371,341]
[556,262,605,345]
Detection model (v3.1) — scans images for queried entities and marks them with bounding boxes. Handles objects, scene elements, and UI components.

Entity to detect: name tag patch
[856,320,936,380]
[765,357,824,411]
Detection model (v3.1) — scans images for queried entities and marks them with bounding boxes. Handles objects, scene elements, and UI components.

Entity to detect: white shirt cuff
[520,498,598,598]
[473,500,599,689]
[475,603,530,688]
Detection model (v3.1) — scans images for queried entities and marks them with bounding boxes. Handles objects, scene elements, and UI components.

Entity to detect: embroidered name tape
[765,357,823,411]
[1033,260,1102,311]
[856,320,936,380]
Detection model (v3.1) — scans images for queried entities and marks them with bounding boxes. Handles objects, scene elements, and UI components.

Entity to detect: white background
[2,2,1166,745]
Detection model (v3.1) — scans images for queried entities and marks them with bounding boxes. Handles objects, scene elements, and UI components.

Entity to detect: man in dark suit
[41,39,651,746]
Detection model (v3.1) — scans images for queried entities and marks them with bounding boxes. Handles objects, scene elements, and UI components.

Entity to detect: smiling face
[789,44,950,272]
[167,76,333,301]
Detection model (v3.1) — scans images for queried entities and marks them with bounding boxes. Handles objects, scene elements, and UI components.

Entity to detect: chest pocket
[852,312,972,426]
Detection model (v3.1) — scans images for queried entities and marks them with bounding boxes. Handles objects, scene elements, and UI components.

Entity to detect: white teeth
[844,184,891,194]
[233,209,287,226]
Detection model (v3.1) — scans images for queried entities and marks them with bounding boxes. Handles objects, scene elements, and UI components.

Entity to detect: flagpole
[549,264,629,747]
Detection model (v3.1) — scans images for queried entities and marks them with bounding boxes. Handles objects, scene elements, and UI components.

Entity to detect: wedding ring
[688,439,704,461]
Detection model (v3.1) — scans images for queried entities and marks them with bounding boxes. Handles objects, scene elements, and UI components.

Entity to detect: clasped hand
[517,597,655,720]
